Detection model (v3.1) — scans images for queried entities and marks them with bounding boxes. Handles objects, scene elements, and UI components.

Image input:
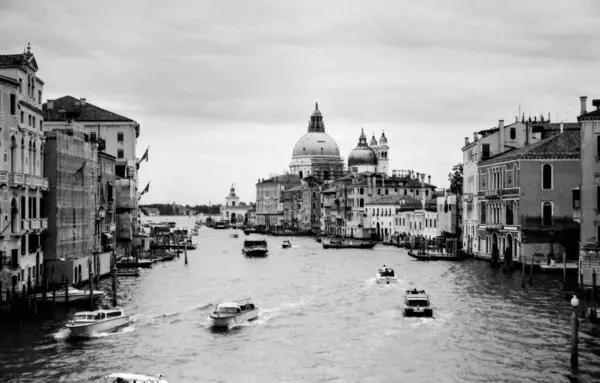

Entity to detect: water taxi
[282,240,291,249]
[403,289,433,317]
[33,286,105,304]
[103,372,168,383]
[65,308,130,337]
[209,300,258,328]
[376,266,398,284]
[242,239,268,257]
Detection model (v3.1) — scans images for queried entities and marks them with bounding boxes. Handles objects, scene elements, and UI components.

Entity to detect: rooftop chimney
[499,119,505,153]
[428,175,431,184]
[464,137,469,146]
[47,100,54,109]
[581,96,588,115]
[593,99,600,110]
[560,122,564,133]
[473,132,478,141]
[80,98,86,106]
[416,172,420,180]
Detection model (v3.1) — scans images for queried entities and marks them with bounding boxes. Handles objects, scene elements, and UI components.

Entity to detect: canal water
[1,215,600,383]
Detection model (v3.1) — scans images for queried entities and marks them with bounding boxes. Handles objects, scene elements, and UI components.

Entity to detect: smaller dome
[348,128,378,167]
[369,134,378,147]
[311,102,322,117]
[379,132,388,145]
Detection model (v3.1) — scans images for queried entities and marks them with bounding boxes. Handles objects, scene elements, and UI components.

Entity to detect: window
[597,135,600,157]
[481,144,491,160]
[38,90,42,104]
[480,202,486,223]
[90,132,97,141]
[117,132,124,142]
[39,120,43,131]
[510,128,516,140]
[506,202,514,225]
[117,149,124,159]
[573,189,580,209]
[542,164,552,190]
[20,111,24,124]
[542,202,552,226]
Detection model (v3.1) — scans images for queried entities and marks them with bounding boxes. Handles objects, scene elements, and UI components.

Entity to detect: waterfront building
[96,150,116,275]
[220,184,250,226]
[247,204,257,227]
[282,176,321,232]
[365,195,403,241]
[476,128,580,264]
[43,123,98,284]
[321,172,436,238]
[576,96,600,288]
[436,191,459,236]
[0,45,50,290]
[43,96,142,242]
[289,103,344,181]
[255,174,301,228]
[365,131,390,175]
[393,195,439,238]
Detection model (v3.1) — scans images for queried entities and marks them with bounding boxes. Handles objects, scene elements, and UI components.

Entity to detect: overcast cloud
[1,0,599,206]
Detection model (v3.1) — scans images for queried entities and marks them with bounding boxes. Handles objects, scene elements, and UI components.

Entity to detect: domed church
[289,103,344,180]
[348,129,390,175]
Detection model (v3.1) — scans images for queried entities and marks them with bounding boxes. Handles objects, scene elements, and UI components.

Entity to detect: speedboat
[376,266,398,284]
[65,308,130,337]
[242,239,268,257]
[33,286,105,304]
[102,372,168,383]
[282,240,291,249]
[209,300,258,328]
[403,289,433,317]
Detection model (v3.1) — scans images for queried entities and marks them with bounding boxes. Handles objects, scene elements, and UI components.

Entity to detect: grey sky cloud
[1,0,599,205]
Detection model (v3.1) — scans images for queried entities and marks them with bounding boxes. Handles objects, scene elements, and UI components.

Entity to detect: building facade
[576,96,600,288]
[0,45,49,290]
[97,150,116,276]
[220,184,250,226]
[255,174,301,228]
[289,103,344,181]
[477,129,580,264]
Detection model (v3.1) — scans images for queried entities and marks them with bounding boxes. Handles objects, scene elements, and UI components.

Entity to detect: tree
[448,163,464,195]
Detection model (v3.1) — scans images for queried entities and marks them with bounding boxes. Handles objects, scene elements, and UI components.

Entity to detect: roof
[43,95,135,122]
[257,174,301,185]
[366,195,406,205]
[0,52,38,71]
[579,106,600,121]
[479,130,580,166]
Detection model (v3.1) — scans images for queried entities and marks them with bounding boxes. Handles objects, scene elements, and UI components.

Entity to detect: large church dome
[348,128,378,166]
[291,102,341,158]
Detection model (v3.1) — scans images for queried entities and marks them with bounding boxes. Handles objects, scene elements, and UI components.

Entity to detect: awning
[102,233,113,239]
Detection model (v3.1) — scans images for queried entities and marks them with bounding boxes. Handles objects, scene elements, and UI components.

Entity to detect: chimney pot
[428,175,431,184]
[593,99,600,110]
[80,98,86,106]
[464,137,469,146]
[581,96,588,115]
[473,132,478,141]
[47,100,54,109]
[560,123,564,133]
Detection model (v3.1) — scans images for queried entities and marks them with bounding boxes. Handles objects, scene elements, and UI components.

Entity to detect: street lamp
[571,295,579,369]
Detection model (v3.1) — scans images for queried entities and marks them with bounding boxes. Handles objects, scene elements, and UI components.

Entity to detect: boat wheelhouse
[209,300,258,327]
[403,289,433,317]
[242,239,268,257]
[376,266,398,284]
[66,309,130,337]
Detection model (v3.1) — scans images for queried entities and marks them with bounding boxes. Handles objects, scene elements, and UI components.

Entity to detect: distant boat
[102,373,168,383]
[376,266,398,284]
[209,300,258,328]
[322,239,376,249]
[540,260,578,273]
[282,240,291,249]
[214,222,227,230]
[242,239,268,257]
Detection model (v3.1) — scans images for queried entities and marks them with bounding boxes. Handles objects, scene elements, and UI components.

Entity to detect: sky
[1,0,599,206]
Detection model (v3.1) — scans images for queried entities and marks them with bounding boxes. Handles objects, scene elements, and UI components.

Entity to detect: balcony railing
[12,173,23,186]
[41,218,48,229]
[21,219,29,231]
[0,171,8,184]
[42,179,49,189]
[484,189,500,199]
[25,175,31,186]
[30,218,40,230]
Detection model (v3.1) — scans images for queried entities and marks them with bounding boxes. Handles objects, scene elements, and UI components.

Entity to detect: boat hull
[407,250,471,261]
[404,308,433,317]
[323,242,376,249]
[243,249,268,257]
[66,315,130,337]
[376,275,398,284]
[540,263,578,273]
[209,309,258,328]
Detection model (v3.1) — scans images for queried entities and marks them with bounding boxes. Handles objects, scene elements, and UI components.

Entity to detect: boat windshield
[74,314,97,321]
[215,306,241,314]
[407,299,429,307]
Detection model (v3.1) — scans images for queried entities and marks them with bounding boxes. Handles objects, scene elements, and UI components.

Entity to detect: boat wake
[252,300,309,325]
[52,325,135,341]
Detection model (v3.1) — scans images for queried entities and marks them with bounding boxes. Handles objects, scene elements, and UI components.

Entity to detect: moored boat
[116,256,154,269]
[65,308,130,337]
[407,250,472,261]
[376,265,398,284]
[209,300,258,328]
[117,267,143,277]
[322,239,376,249]
[102,372,168,383]
[403,288,433,317]
[33,286,105,304]
[540,260,578,273]
[282,240,291,249]
[242,239,268,257]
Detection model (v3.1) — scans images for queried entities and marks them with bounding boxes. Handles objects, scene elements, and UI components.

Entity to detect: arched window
[542,164,552,190]
[359,198,364,208]
[298,171,303,179]
[542,201,552,226]
[359,188,364,195]
[510,128,516,140]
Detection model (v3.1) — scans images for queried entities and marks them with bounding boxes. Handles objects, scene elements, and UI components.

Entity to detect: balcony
[41,218,48,229]
[21,219,29,231]
[485,223,503,231]
[0,171,8,185]
[484,189,500,199]
[30,218,40,230]
[462,193,473,202]
[501,188,520,196]
[25,175,31,186]
[12,173,23,186]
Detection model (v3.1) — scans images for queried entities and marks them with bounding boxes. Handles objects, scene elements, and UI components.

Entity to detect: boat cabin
[104,372,165,383]
[214,301,255,315]
[72,310,123,323]
[378,267,395,277]
[405,289,430,307]
[243,240,267,248]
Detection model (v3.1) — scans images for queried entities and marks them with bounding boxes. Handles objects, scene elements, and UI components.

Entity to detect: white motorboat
[540,260,578,273]
[376,266,398,284]
[209,300,258,328]
[403,289,433,317]
[242,240,268,257]
[65,308,130,337]
[33,286,105,304]
[103,372,168,383]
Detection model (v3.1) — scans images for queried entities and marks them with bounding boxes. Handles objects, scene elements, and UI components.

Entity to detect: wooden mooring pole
[571,295,580,369]
[528,254,534,286]
[88,258,94,310]
[521,253,526,288]
[112,251,118,307]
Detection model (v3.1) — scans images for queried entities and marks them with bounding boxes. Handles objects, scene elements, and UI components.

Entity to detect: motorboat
[116,256,154,269]
[242,239,268,257]
[322,239,376,249]
[407,250,472,261]
[65,308,130,337]
[282,240,291,249]
[403,289,433,317]
[376,266,398,284]
[117,267,143,277]
[33,286,105,304]
[102,372,168,383]
[540,259,578,273]
[209,300,258,328]
[315,236,322,243]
